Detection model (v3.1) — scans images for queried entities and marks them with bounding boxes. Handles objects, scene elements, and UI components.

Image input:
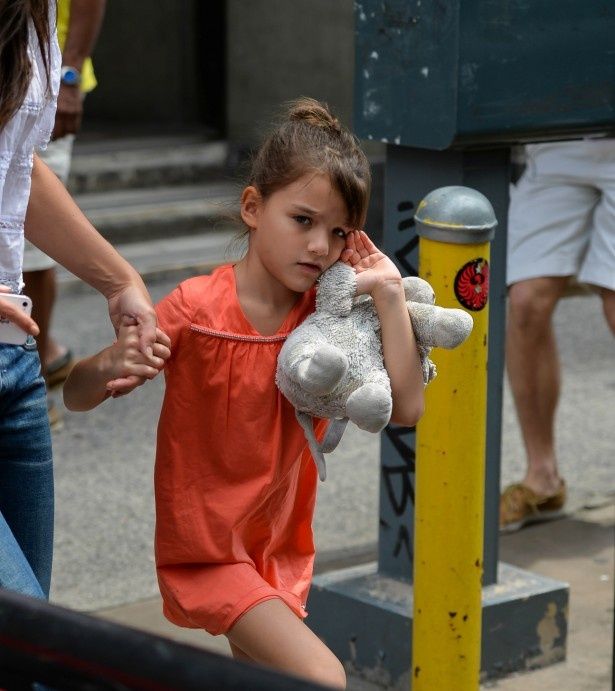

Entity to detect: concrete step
[69,137,229,194]
[57,229,245,295]
[74,181,239,245]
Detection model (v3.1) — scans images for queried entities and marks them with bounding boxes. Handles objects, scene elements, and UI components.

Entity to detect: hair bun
[287,97,341,133]
[249,94,370,228]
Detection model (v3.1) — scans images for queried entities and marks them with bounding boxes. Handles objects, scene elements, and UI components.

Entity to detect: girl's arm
[64,321,170,412]
[25,155,159,369]
[342,231,425,427]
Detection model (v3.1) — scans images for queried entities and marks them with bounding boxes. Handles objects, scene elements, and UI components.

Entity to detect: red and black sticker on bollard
[454,258,489,311]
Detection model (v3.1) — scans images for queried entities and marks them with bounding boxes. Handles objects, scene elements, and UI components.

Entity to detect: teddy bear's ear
[315,262,357,317]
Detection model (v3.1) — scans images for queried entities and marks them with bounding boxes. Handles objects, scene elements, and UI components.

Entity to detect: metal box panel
[355,0,615,148]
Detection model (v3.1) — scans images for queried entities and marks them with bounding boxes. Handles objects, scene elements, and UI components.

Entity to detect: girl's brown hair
[0,0,52,129]
[248,97,371,228]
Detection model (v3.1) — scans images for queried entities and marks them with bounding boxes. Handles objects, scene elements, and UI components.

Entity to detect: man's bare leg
[506,276,569,496]
[226,599,346,689]
[601,288,615,335]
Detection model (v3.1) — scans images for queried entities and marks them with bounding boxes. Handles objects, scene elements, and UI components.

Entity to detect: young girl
[64,98,425,689]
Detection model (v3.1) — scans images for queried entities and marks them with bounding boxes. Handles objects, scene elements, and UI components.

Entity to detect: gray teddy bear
[276,261,473,480]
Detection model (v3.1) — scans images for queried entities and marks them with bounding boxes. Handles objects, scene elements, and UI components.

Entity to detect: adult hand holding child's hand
[106,316,171,397]
[106,278,161,358]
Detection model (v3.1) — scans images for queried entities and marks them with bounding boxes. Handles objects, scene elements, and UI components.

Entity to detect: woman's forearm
[25,155,138,298]
[27,151,159,367]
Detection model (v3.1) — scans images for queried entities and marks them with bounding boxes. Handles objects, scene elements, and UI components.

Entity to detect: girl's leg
[0,341,54,597]
[227,599,346,689]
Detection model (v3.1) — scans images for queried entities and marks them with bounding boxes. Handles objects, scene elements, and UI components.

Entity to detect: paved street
[49,273,614,612]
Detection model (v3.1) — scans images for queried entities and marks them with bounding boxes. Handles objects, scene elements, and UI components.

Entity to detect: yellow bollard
[411,187,496,690]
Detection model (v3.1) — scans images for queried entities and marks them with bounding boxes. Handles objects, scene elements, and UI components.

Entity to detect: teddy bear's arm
[402,276,435,305]
[405,300,474,383]
[407,302,474,350]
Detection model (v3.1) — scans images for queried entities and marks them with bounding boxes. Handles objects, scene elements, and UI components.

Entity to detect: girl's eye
[333,227,347,239]
[294,215,311,226]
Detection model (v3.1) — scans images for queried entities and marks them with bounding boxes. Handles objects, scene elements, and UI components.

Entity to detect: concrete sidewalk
[94,501,614,690]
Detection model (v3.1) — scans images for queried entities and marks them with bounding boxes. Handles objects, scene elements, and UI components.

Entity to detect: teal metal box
[354,0,615,149]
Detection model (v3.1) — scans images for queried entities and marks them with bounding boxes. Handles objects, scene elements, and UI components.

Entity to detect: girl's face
[241,173,352,294]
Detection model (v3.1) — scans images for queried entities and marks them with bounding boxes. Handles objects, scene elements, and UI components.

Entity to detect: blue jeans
[0,336,53,599]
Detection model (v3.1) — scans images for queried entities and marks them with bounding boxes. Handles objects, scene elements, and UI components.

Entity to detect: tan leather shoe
[499,480,566,533]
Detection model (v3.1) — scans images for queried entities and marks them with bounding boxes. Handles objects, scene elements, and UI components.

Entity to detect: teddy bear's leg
[296,411,328,481]
[320,418,349,454]
[295,343,349,396]
[346,383,392,433]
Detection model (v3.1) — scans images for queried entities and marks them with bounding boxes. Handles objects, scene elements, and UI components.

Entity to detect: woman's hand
[106,279,160,358]
[341,230,403,300]
[0,285,39,336]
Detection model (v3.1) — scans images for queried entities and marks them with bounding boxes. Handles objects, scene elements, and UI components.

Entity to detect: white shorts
[23,135,75,273]
[507,139,615,291]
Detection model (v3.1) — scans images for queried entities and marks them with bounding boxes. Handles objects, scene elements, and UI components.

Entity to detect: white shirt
[0,14,60,292]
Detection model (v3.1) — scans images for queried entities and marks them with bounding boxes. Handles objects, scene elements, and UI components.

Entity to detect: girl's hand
[341,230,403,300]
[342,232,425,427]
[0,285,39,336]
[104,317,171,396]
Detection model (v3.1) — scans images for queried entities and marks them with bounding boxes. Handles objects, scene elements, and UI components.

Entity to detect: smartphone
[0,294,33,345]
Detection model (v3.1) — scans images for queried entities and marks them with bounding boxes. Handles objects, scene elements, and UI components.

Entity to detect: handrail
[0,588,325,690]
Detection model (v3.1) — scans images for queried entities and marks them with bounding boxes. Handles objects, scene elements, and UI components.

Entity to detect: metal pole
[411,187,496,690]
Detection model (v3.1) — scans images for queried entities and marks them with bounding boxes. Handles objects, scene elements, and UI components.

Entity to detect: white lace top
[0,14,60,292]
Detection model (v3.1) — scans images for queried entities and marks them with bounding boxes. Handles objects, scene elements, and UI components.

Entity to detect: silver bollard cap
[414,186,497,244]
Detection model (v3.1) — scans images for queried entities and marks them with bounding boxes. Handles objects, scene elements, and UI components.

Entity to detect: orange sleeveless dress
[154,264,324,635]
